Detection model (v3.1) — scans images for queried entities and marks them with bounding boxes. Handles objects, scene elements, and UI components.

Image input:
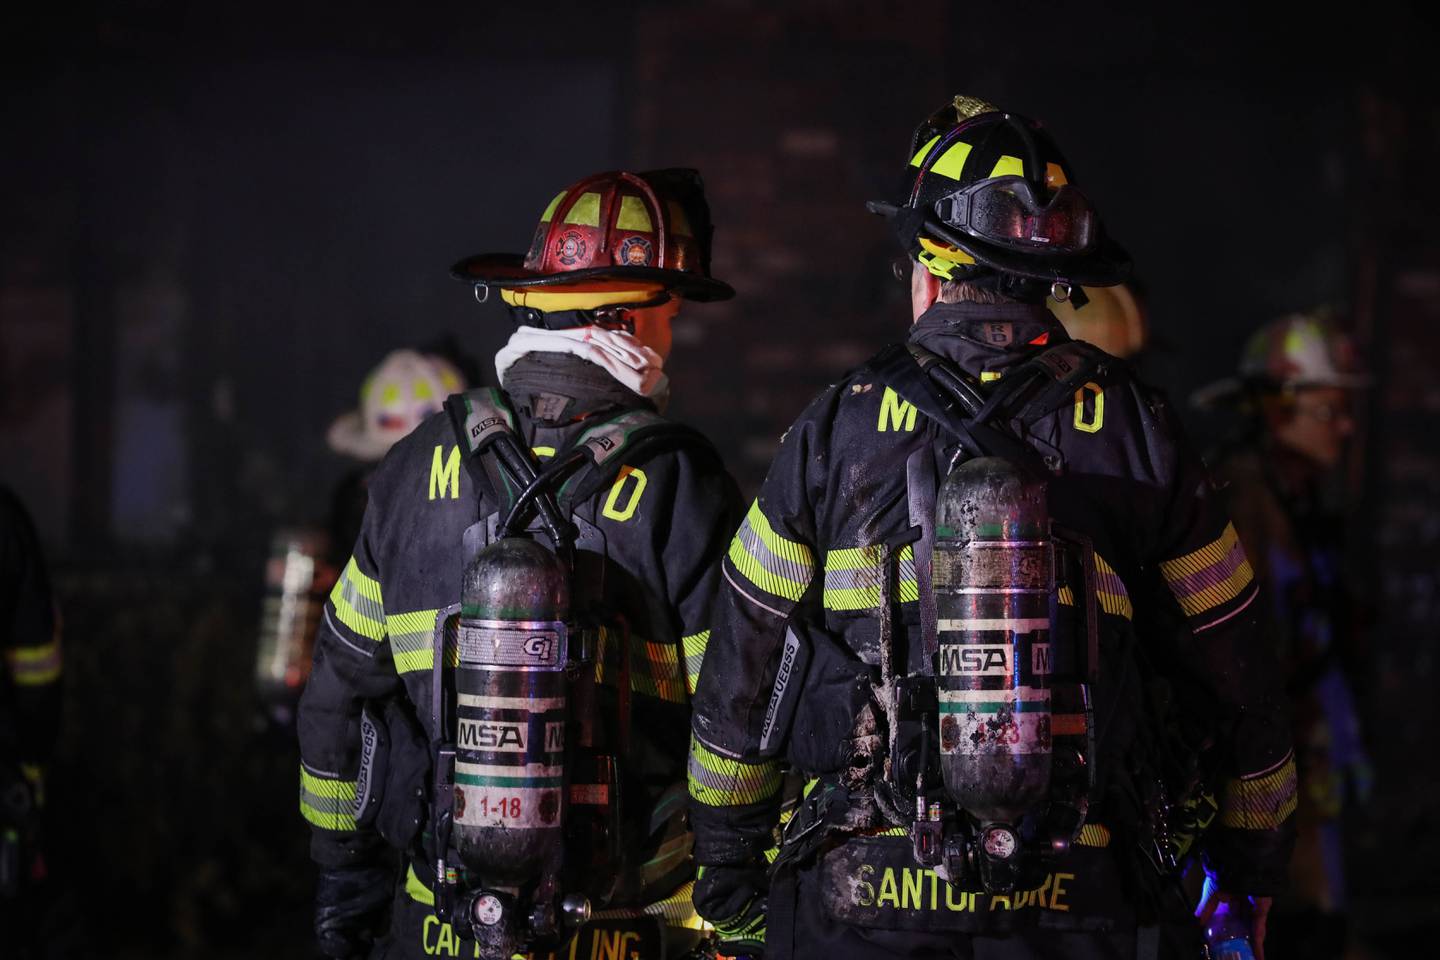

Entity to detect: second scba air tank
[932,456,1053,834]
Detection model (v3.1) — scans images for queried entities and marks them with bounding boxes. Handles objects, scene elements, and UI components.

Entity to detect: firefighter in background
[256,351,467,726]
[1048,282,1148,360]
[297,168,742,959]
[0,485,61,955]
[687,96,1295,960]
[1194,313,1372,960]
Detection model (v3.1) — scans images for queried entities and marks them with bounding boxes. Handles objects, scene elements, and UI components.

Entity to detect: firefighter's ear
[911,265,941,322]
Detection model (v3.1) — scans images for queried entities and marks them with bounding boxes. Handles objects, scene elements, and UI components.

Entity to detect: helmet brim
[1191,372,1373,410]
[450,253,735,303]
[326,411,400,462]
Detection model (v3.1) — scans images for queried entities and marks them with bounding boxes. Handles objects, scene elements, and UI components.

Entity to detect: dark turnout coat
[298,355,741,929]
[689,302,1296,943]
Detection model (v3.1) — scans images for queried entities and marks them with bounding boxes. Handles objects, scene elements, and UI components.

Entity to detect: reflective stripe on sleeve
[5,636,61,686]
[687,734,782,807]
[387,608,442,674]
[1220,751,1298,831]
[1159,523,1255,619]
[726,501,814,602]
[593,627,687,704]
[1057,552,1133,620]
[681,629,709,696]
[823,544,918,611]
[299,764,358,831]
[330,557,386,642]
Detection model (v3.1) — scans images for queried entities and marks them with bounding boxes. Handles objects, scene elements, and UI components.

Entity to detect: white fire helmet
[1192,312,1370,408]
[327,350,466,461]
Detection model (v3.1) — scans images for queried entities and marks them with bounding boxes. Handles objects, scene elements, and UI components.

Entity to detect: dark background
[2,1,1438,956]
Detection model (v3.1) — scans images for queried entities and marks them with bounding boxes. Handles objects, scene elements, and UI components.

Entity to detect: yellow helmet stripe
[988,154,1025,178]
[538,190,567,223]
[562,191,603,227]
[500,285,665,311]
[909,134,941,167]
[929,141,973,181]
[616,195,654,232]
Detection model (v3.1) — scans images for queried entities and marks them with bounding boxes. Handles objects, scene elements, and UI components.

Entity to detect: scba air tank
[454,536,569,883]
[932,457,1052,823]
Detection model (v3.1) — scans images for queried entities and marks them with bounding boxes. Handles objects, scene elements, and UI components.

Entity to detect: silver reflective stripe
[759,627,803,752]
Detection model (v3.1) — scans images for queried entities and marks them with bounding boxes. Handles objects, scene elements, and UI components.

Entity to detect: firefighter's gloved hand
[314,865,392,959]
[695,864,766,958]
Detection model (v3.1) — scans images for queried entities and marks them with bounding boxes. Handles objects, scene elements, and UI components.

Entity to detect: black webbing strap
[554,411,714,513]
[867,339,1107,470]
[444,388,524,517]
[865,344,1049,475]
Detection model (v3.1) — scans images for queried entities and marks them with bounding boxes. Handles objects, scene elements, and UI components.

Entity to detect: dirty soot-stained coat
[688,301,1297,934]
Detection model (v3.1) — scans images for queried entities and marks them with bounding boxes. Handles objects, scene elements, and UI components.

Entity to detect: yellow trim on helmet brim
[917,236,977,266]
[500,282,666,311]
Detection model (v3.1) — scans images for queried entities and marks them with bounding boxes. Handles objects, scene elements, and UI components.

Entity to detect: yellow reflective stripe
[532,445,556,458]
[300,802,356,831]
[1159,523,1255,618]
[501,285,664,311]
[1055,553,1133,621]
[563,191,602,226]
[728,501,814,602]
[300,767,356,800]
[6,638,61,685]
[1220,753,1298,830]
[989,154,1025,178]
[823,545,918,610]
[931,141,974,180]
[393,649,433,674]
[682,630,709,696]
[591,628,686,704]
[616,195,653,231]
[592,879,705,930]
[1077,824,1111,847]
[330,557,385,642]
[688,735,782,807]
[824,581,919,610]
[405,864,435,906]
[728,538,809,601]
[387,608,440,674]
[637,641,685,704]
[743,501,814,569]
[1093,553,1134,621]
[909,134,941,167]
[539,190,566,223]
[299,766,358,831]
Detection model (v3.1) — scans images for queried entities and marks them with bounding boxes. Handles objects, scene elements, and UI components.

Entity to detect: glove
[694,864,767,958]
[314,865,393,959]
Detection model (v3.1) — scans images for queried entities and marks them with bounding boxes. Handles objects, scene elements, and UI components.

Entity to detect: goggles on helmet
[929,176,1097,256]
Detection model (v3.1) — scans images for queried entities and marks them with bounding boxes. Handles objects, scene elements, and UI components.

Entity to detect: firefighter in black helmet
[297,168,742,959]
[688,96,1295,960]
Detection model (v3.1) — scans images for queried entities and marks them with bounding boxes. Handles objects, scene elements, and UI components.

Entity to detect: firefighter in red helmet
[297,169,741,959]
